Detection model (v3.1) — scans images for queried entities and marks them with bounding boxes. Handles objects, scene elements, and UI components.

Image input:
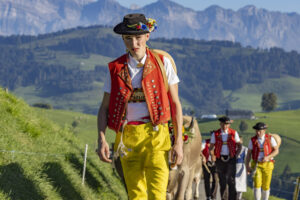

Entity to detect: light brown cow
[167,115,203,200]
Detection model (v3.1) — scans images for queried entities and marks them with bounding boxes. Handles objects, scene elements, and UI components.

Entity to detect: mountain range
[1,0,300,52]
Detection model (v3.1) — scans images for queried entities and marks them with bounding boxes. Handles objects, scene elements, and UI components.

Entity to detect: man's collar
[128,53,147,67]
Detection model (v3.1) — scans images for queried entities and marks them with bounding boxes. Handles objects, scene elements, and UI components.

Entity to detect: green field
[0,88,126,200]
[12,81,104,114]
[224,76,300,112]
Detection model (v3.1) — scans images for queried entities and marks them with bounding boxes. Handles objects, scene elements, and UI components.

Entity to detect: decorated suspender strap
[150,49,178,93]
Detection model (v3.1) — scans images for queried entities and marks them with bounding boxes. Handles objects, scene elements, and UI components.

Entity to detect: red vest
[251,134,273,161]
[107,48,171,132]
[202,139,210,161]
[214,128,237,158]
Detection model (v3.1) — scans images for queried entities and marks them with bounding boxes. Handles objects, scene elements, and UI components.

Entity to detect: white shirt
[210,129,241,156]
[248,134,277,162]
[102,53,179,121]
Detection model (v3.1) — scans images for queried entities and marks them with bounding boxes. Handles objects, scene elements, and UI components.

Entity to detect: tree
[261,93,277,112]
[239,120,248,133]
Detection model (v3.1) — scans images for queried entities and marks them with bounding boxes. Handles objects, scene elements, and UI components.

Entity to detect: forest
[1,25,300,114]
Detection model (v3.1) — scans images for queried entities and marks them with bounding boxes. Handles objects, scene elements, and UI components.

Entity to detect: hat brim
[252,126,267,130]
[113,22,150,35]
[219,119,234,124]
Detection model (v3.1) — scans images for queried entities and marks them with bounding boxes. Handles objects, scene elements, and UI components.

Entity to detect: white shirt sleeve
[235,131,241,143]
[210,132,216,144]
[163,56,179,85]
[271,136,278,147]
[248,140,253,150]
[201,141,206,150]
[102,71,111,93]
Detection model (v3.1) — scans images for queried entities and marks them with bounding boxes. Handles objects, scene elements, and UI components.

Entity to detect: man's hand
[211,155,216,162]
[171,140,183,166]
[246,165,252,174]
[262,156,270,162]
[97,139,112,163]
[202,155,206,164]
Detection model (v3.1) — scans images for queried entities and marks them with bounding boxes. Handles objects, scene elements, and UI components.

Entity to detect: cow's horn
[187,116,194,131]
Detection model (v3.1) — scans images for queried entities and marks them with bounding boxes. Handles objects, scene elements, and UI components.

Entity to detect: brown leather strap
[151,50,169,92]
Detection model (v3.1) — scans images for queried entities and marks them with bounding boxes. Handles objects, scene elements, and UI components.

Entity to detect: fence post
[82,144,88,185]
[294,177,300,200]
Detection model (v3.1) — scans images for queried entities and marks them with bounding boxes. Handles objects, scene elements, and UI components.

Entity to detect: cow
[167,115,203,200]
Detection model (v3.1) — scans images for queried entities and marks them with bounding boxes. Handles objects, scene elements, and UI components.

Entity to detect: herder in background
[202,134,219,200]
[209,116,241,200]
[245,122,279,200]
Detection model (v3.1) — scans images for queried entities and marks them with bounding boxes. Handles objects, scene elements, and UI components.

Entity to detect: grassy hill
[0,88,127,200]
[224,76,300,112]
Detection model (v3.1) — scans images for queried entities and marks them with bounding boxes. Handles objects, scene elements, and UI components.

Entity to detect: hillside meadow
[0,88,127,200]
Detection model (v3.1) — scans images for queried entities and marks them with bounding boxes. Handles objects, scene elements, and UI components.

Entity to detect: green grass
[243,187,284,200]
[35,51,112,71]
[224,76,300,112]
[12,81,104,114]
[0,88,127,200]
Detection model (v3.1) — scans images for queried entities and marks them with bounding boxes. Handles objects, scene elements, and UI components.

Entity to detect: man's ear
[146,33,150,41]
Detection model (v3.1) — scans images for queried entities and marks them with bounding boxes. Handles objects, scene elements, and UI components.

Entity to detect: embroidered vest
[251,134,273,161]
[202,139,210,161]
[214,128,237,158]
[107,48,171,132]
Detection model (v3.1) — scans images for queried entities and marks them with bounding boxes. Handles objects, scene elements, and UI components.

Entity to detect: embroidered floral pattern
[127,18,157,32]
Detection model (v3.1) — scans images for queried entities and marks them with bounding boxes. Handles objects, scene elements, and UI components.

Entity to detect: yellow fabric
[114,122,171,200]
[251,160,274,190]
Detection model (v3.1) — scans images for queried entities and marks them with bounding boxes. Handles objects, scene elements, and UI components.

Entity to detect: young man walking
[96,13,183,200]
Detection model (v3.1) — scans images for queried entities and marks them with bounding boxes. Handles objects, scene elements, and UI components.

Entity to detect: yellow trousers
[114,123,171,200]
[251,160,274,191]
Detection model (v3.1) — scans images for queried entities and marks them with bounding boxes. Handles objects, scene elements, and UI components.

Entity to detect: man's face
[220,122,230,131]
[122,33,150,61]
[256,129,265,138]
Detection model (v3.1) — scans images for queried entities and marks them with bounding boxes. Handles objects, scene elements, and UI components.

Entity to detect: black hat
[113,13,157,35]
[253,122,268,130]
[218,116,233,124]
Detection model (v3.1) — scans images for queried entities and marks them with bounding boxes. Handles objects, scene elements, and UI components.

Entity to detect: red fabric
[214,128,237,158]
[202,139,210,161]
[127,116,151,125]
[251,134,273,161]
[107,49,171,132]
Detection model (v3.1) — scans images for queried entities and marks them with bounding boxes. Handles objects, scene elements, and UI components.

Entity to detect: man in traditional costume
[245,122,279,200]
[209,116,241,200]
[96,13,183,200]
[202,136,219,200]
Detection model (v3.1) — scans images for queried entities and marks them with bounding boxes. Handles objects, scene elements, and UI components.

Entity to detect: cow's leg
[185,168,195,200]
[176,167,190,200]
[194,169,202,199]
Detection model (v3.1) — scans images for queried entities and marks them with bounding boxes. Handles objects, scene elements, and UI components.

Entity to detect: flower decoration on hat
[127,18,157,32]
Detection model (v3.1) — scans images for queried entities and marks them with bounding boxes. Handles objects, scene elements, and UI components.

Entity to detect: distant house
[201,114,217,119]
[225,109,255,120]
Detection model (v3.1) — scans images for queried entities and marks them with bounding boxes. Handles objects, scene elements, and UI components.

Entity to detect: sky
[116,0,300,14]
